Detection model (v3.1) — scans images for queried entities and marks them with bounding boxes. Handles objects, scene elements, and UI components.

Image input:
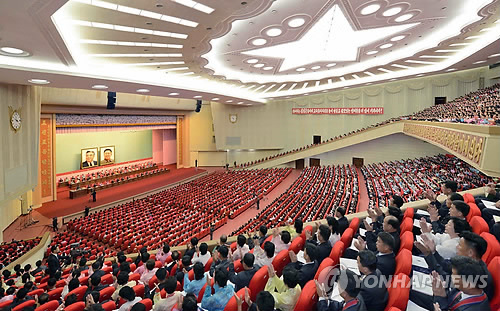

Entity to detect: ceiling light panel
[172,0,215,14]
[80,40,183,49]
[73,20,188,39]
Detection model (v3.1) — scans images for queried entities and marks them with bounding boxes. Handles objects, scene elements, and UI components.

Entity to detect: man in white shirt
[253,241,276,269]
[192,242,211,266]
[117,286,142,311]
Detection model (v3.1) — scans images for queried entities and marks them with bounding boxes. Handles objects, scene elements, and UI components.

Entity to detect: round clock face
[11,111,21,130]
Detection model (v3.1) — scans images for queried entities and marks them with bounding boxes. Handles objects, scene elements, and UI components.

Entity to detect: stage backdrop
[56,130,152,174]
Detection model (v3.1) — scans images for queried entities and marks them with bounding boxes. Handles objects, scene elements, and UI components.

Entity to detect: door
[295,159,305,169]
[352,157,364,168]
[313,135,321,144]
[309,158,320,167]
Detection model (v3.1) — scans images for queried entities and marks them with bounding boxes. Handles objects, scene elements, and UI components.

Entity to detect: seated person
[156,244,171,265]
[113,271,136,301]
[356,250,388,311]
[118,286,142,311]
[185,237,199,259]
[210,245,230,277]
[247,291,276,311]
[202,267,235,311]
[287,243,319,288]
[85,274,107,299]
[335,207,349,236]
[326,216,341,246]
[419,217,471,259]
[316,269,365,311]
[183,262,205,296]
[429,200,469,234]
[192,242,211,266]
[354,232,396,279]
[264,265,301,311]
[271,229,292,253]
[232,235,250,262]
[153,276,181,311]
[253,241,276,269]
[140,259,158,285]
[229,253,257,292]
[306,224,332,263]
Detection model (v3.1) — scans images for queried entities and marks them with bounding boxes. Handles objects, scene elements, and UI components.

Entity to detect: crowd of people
[238,83,500,168]
[0,238,41,268]
[362,154,492,208]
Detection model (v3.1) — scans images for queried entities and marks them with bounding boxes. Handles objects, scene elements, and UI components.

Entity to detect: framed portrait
[100,146,115,166]
[81,147,98,169]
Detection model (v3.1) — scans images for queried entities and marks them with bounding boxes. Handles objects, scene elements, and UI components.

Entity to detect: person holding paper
[316,270,366,311]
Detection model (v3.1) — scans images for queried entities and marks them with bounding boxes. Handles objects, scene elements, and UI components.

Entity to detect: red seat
[340,228,354,248]
[139,298,153,311]
[133,284,145,298]
[300,226,313,243]
[399,231,414,252]
[233,259,244,273]
[230,242,237,253]
[101,274,114,285]
[129,273,141,282]
[288,237,304,254]
[204,257,213,272]
[35,300,59,311]
[395,249,412,276]
[480,232,500,265]
[64,301,86,311]
[48,287,64,301]
[99,286,115,302]
[12,300,36,311]
[149,275,159,289]
[348,218,360,233]
[272,250,291,277]
[65,286,88,302]
[101,301,116,311]
[293,280,318,311]
[79,276,89,286]
[224,288,251,311]
[314,257,334,281]
[400,217,413,234]
[28,289,45,297]
[329,241,344,265]
[487,256,500,310]
[0,300,12,309]
[197,284,207,303]
[248,266,269,301]
[470,216,489,235]
[385,274,410,311]
[466,203,481,222]
[403,208,414,219]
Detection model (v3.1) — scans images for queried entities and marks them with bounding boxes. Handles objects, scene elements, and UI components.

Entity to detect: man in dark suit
[366,215,401,253]
[210,245,231,277]
[355,232,396,279]
[82,150,97,168]
[47,245,61,278]
[357,250,388,311]
[288,243,319,288]
[306,225,332,263]
[316,269,366,311]
[229,253,257,291]
[335,207,349,236]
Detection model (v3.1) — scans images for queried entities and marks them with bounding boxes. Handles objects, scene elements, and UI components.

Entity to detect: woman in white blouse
[421,216,471,259]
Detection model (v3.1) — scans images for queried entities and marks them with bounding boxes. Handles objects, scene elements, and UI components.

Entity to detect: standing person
[47,245,61,278]
[91,187,97,202]
[52,217,58,232]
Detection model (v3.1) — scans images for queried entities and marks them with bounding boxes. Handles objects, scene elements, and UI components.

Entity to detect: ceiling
[0,0,499,106]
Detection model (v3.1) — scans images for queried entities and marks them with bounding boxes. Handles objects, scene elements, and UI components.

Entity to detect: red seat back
[480,232,500,265]
[403,208,414,219]
[101,274,114,285]
[248,266,269,301]
[385,274,410,311]
[101,301,116,311]
[129,273,141,282]
[340,228,354,248]
[395,249,412,276]
[400,218,413,234]
[99,286,116,302]
[399,231,414,252]
[272,249,291,277]
[64,301,86,311]
[28,289,45,297]
[314,258,334,281]
[329,241,344,265]
[204,257,213,272]
[35,300,59,311]
[487,256,500,310]
[300,226,314,242]
[466,203,481,222]
[65,286,88,302]
[133,284,145,298]
[48,287,64,301]
[293,280,318,311]
[233,259,244,273]
[197,284,207,303]
[12,300,36,311]
[470,216,489,235]
[289,237,304,254]
[224,288,251,311]
[149,275,159,289]
[348,218,360,233]
[139,298,153,311]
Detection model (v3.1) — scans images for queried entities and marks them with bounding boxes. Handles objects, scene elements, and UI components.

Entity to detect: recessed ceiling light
[211,97,220,100]
[360,4,381,15]
[446,68,457,72]
[473,60,486,64]
[390,35,406,41]
[169,92,179,96]
[287,17,305,28]
[380,43,393,49]
[488,53,500,58]
[246,58,259,64]
[92,85,108,89]
[366,50,378,55]
[394,13,414,22]
[382,7,402,17]
[303,93,309,96]
[296,67,306,72]
[226,100,233,103]
[253,63,265,68]
[251,38,267,46]
[265,28,282,37]
[136,89,150,93]
[194,95,202,98]
[311,65,321,70]
[389,78,397,81]
[237,101,244,104]
[0,47,30,57]
[326,63,337,67]
[416,74,424,77]
[28,79,50,84]
[263,66,274,70]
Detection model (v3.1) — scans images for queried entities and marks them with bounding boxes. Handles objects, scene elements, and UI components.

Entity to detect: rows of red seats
[63,168,291,254]
[0,237,41,268]
[362,154,492,208]
[232,165,359,235]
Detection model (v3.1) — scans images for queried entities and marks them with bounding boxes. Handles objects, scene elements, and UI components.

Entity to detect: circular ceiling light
[253,63,265,68]
[394,13,414,22]
[169,92,179,96]
[382,7,402,17]
[246,58,259,64]
[194,95,202,98]
[296,67,306,72]
[28,79,50,84]
[92,85,108,89]
[390,35,406,41]
[136,89,150,93]
[263,66,274,70]
[251,38,267,46]
[366,50,378,55]
[380,43,393,49]
[0,47,30,57]
[288,17,306,28]
[211,97,220,100]
[265,28,282,37]
[311,65,321,70]
[360,3,381,15]
[326,63,337,67]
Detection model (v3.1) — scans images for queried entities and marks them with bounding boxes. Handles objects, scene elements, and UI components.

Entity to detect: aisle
[356,167,370,212]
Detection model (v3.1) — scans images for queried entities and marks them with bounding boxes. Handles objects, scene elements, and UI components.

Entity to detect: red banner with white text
[292,107,384,115]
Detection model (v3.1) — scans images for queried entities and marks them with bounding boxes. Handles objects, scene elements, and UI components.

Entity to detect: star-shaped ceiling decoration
[241,4,419,72]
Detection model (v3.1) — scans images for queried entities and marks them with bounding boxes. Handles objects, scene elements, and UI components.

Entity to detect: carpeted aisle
[37,165,205,219]
[356,167,370,212]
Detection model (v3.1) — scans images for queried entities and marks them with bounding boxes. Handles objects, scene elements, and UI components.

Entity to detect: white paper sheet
[412,271,433,296]
[412,255,428,269]
[483,200,499,210]
[416,209,430,216]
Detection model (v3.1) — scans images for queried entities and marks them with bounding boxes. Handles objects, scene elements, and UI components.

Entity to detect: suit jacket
[289,260,319,288]
[313,241,332,264]
[338,217,349,236]
[317,296,367,311]
[228,267,257,291]
[47,253,60,277]
[210,258,231,277]
[376,253,395,279]
[359,270,388,311]
[365,230,400,253]
[434,289,491,311]
[82,161,98,168]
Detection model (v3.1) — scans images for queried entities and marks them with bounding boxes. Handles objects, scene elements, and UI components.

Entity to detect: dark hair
[193,262,204,281]
[162,244,171,254]
[2,270,10,279]
[68,278,80,292]
[259,225,268,236]
[104,148,112,154]
[48,278,57,287]
[65,293,77,306]
[386,216,400,231]
[199,243,208,255]
[215,267,229,287]
[171,251,180,261]
[377,232,395,251]
[35,260,42,267]
[220,235,228,243]
[340,270,361,298]
[294,219,303,234]
[182,294,198,311]
[6,287,16,296]
[304,243,317,262]
[117,255,127,264]
[281,231,291,244]
[90,274,101,287]
[256,291,275,311]
[86,305,105,311]
[130,303,146,311]
[79,257,87,267]
[450,256,485,288]
[218,245,229,259]
[90,291,100,304]
[263,242,275,258]
[119,262,131,274]
[16,288,29,300]
[237,235,247,248]
[181,256,191,268]
[336,207,346,217]
[141,252,150,263]
[282,266,299,288]
[24,264,31,272]
[91,261,101,270]
[452,200,470,217]
[317,225,331,242]
[22,273,31,284]
[165,276,177,294]
[146,259,155,271]
[38,293,50,305]
[449,217,472,234]
[449,193,464,202]
[358,250,377,272]
[243,253,255,268]
[117,271,130,286]
[326,216,339,235]
[444,180,458,192]
[119,286,136,301]
[190,237,199,247]
[50,245,58,253]
[155,268,167,282]
[460,231,487,257]
[391,195,404,208]
[387,207,403,222]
